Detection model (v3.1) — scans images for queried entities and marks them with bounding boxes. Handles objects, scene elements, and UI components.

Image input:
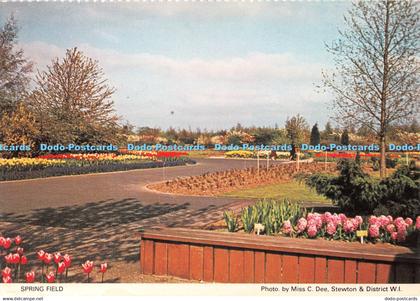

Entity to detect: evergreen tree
[341,129,350,145]
[310,123,321,145]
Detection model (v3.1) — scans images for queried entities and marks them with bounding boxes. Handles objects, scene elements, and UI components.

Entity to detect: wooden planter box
[140,228,420,283]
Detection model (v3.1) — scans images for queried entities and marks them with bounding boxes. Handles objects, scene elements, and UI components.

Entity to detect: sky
[0,2,351,130]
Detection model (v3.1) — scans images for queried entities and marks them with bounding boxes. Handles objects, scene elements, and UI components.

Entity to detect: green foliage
[223,210,238,232]
[310,123,321,145]
[306,160,419,217]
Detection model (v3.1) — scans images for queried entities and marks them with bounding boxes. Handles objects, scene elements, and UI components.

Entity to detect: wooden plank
[141,229,420,264]
[344,260,357,283]
[358,261,376,283]
[254,251,265,283]
[395,263,414,283]
[243,250,254,283]
[265,252,282,283]
[167,243,190,279]
[229,249,244,283]
[190,245,204,281]
[154,241,168,275]
[143,239,154,275]
[282,254,298,283]
[314,257,327,283]
[327,258,344,283]
[299,255,315,283]
[214,247,229,283]
[376,263,394,283]
[140,239,145,273]
[203,246,214,282]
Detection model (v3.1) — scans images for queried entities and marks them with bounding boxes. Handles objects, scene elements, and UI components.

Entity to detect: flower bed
[223,201,419,246]
[1,235,108,283]
[0,156,195,181]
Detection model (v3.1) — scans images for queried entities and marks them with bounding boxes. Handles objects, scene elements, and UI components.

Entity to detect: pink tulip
[282,220,292,235]
[26,271,35,283]
[326,222,336,235]
[307,225,318,238]
[369,224,380,238]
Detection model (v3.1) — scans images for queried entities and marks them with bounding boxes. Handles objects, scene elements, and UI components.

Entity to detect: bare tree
[29,47,119,144]
[322,0,419,178]
[0,15,32,115]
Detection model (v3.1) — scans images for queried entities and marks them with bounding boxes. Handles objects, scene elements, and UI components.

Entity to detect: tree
[310,123,321,145]
[322,0,420,178]
[28,47,119,145]
[0,102,39,156]
[0,16,32,115]
[341,129,350,145]
[285,114,309,159]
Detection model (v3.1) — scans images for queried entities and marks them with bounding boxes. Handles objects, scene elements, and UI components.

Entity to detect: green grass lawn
[222,180,331,204]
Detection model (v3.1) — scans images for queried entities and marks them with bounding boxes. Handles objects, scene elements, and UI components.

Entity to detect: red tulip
[17,247,24,255]
[2,267,11,278]
[4,253,13,264]
[37,250,45,261]
[46,272,55,283]
[26,271,35,283]
[20,255,28,265]
[14,235,22,245]
[57,262,66,274]
[99,263,107,273]
[0,237,5,247]
[2,276,12,283]
[3,238,11,249]
[11,253,20,264]
[82,260,94,274]
[43,253,53,264]
[53,252,62,264]
[63,254,71,268]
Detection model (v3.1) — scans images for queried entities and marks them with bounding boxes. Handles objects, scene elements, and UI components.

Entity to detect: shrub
[223,210,238,232]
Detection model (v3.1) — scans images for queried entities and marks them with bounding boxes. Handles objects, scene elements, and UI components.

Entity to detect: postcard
[0,1,419,300]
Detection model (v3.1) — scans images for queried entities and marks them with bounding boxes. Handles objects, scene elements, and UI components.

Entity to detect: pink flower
[37,250,45,261]
[2,267,11,278]
[394,217,406,229]
[326,222,336,235]
[386,224,396,233]
[82,260,94,274]
[26,271,35,283]
[343,219,355,233]
[14,235,22,246]
[43,253,53,264]
[3,276,12,283]
[339,213,347,224]
[369,215,380,226]
[17,247,24,255]
[387,215,393,223]
[355,215,363,227]
[322,212,332,223]
[20,255,28,265]
[369,224,380,238]
[379,215,390,227]
[297,218,307,233]
[396,229,407,242]
[404,218,413,227]
[416,216,420,230]
[282,220,292,235]
[0,237,5,247]
[391,232,398,241]
[307,225,318,238]
[4,253,13,264]
[3,238,11,249]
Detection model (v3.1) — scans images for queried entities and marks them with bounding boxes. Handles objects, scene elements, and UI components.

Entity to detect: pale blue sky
[0,2,351,130]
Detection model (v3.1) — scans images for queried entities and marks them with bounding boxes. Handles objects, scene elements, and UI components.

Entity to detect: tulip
[0,237,5,248]
[37,250,45,261]
[2,276,12,283]
[46,272,55,283]
[20,256,28,265]
[63,254,71,268]
[14,236,22,246]
[57,262,66,274]
[43,253,52,264]
[12,253,20,264]
[53,252,62,264]
[99,263,107,283]
[82,260,94,282]
[416,216,420,231]
[4,253,13,264]
[17,247,24,255]
[3,238,11,249]
[26,271,35,283]
[2,267,11,278]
